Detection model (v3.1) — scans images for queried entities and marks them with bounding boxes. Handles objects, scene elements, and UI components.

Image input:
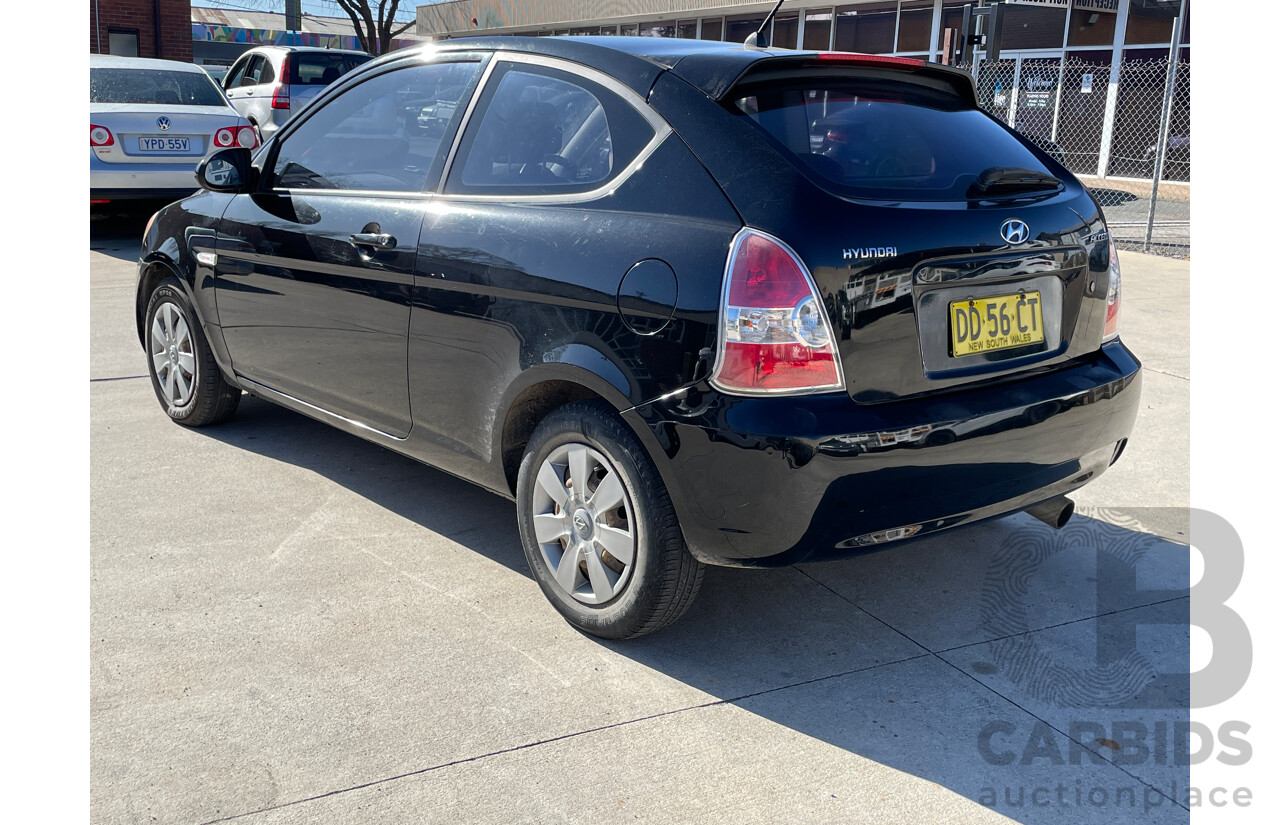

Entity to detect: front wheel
[144,277,241,426]
[516,401,704,639]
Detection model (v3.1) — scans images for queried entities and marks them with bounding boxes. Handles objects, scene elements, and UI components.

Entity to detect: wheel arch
[495,345,659,495]
[135,256,186,347]
[136,253,237,387]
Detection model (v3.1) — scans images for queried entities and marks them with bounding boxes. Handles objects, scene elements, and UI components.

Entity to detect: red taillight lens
[1104,236,1121,341]
[712,230,845,395]
[214,127,236,148]
[272,55,291,109]
[90,125,114,146]
[236,125,258,148]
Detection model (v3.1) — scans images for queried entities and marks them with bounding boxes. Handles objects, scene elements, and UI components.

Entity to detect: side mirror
[196,148,256,193]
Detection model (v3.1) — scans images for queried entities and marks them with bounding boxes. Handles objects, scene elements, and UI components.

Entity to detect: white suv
[221,46,371,141]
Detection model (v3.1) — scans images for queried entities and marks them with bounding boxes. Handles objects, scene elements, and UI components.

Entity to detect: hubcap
[149,301,196,407]
[531,443,636,605]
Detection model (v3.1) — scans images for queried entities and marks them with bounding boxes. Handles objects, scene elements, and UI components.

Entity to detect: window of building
[803,9,833,51]
[621,23,639,36]
[999,4,1067,51]
[941,0,968,37]
[1126,0,1181,44]
[897,0,935,53]
[107,29,138,57]
[451,64,655,197]
[726,14,767,44]
[700,18,723,41]
[772,12,799,49]
[1068,8,1118,48]
[833,3,897,55]
[677,20,697,39]
[639,21,675,38]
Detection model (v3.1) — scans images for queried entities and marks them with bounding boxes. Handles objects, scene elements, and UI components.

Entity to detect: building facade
[190,7,427,67]
[91,0,194,62]
[416,0,1188,66]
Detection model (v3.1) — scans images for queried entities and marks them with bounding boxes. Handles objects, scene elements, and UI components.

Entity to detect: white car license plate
[139,137,190,152]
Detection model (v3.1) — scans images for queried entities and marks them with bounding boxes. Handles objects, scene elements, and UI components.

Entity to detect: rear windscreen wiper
[967,167,1063,198]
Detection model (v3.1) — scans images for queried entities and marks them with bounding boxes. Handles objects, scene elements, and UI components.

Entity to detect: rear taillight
[272,56,291,109]
[711,229,844,395]
[215,125,257,149]
[1104,235,1121,341]
[90,125,114,146]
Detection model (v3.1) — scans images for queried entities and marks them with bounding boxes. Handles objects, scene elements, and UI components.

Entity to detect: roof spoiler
[713,52,979,108]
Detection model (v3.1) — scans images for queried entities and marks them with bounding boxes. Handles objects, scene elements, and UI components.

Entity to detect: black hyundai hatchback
[136,36,1140,639]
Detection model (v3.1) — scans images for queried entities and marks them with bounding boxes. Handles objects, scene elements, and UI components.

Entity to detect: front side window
[224,56,250,89]
[240,56,266,87]
[90,68,227,106]
[270,60,482,193]
[451,64,654,196]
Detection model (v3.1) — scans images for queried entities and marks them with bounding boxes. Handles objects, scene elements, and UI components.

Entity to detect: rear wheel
[516,400,704,639]
[144,277,241,426]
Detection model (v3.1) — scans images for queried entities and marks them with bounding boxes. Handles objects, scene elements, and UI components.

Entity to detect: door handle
[351,232,397,249]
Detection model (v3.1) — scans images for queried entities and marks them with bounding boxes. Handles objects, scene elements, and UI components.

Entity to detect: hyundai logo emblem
[1001,219,1030,245]
[156,116,172,131]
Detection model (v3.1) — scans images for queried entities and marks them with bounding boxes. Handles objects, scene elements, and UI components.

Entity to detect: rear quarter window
[448,63,655,197]
[732,79,1056,201]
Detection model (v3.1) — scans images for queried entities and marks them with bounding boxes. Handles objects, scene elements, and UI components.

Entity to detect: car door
[213,54,485,438]
[223,53,264,119]
[409,58,675,463]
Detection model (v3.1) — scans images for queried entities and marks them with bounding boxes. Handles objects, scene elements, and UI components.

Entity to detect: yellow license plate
[950,291,1045,356]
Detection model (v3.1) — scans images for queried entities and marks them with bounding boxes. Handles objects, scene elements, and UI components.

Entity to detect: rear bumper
[90,154,199,200]
[626,341,1142,567]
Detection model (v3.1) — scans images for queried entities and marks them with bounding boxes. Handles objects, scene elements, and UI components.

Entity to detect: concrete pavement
[91,217,1191,825]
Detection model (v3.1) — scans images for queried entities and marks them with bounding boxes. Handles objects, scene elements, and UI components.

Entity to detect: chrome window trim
[437,50,673,206]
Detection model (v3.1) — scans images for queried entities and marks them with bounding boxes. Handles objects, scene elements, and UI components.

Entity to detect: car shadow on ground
[90,206,164,263]
[202,393,1191,824]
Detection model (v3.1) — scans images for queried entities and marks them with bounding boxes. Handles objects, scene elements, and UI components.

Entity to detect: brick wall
[90,0,193,63]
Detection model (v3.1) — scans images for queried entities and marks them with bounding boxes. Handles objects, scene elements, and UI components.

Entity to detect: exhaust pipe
[1025,496,1075,530]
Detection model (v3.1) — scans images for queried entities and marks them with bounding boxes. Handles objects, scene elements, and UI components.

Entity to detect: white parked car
[221,46,372,141]
[90,55,256,205]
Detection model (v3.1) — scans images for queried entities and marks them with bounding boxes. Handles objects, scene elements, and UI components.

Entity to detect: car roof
[243,45,370,56]
[90,55,210,73]
[418,35,969,101]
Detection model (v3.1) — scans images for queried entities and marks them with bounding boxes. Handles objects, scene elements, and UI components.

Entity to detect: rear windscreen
[731,79,1057,201]
[90,68,226,106]
[291,53,373,86]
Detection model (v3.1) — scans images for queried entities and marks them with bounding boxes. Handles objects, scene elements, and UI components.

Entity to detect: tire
[516,400,704,639]
[144,277,241,427]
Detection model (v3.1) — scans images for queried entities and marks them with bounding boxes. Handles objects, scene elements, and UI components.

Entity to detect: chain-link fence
[960,54,1190,259]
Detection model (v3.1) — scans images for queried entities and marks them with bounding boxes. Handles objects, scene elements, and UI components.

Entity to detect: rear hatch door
[665,55,1112,403]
